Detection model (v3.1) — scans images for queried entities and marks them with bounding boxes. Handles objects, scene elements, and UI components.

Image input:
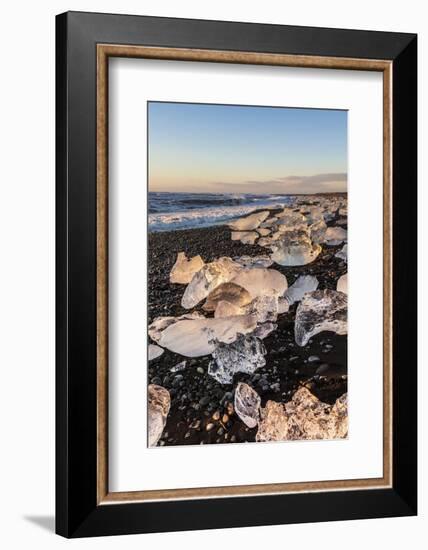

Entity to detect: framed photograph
[56,11,417,537]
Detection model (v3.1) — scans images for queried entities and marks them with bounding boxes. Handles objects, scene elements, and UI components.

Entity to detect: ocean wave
[149,192,292,213]
[148,200,291,232]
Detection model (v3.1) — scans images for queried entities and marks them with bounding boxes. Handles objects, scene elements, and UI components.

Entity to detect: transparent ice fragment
[253,322,278,339]
[208,335,266,384]
[231,267,287,299]
[170,252,204,284]
[148,344,164,361]
[181,257,241,309]
[233,255,273,268]
[337,273,348,294]
[170,360,187,373]
[269,226,321,267]
[275,208,307,227]
[256,387,348,442]
[335,244,348,262]
[295,289,347,346]
[148,312,205,343]
[283,275,319,305]
[203,282,252,312]
[259,216,278,228]
[277,297,290,314]
[271,239,321,266]
[214,300,245,318]
[148,384,171,447]
[228,210,270,231]
[257,237,276,248]
[231,231,259,244]
[234,382,261,428]
[245,294,279,323]
[300,206,324,224]
[309,219,327,244]
[324,226,347,246]
[158,315,257,357]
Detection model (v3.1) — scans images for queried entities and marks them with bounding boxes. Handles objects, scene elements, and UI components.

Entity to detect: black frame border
[56,11,417,538]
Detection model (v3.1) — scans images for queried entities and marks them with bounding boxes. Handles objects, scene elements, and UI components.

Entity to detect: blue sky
[148,102,347,194]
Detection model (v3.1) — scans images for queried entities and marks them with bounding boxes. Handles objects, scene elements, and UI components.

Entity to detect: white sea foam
[148,194,292,232]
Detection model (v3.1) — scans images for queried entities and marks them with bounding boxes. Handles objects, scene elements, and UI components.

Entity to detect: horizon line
[148,190,348,195]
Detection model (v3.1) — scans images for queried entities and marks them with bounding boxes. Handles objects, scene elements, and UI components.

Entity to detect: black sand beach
[148,210,348,446]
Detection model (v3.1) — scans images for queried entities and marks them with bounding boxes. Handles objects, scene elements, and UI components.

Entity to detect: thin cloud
[210,173,347,194]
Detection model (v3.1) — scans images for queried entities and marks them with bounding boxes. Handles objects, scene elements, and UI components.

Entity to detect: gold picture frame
[96,44,392,505]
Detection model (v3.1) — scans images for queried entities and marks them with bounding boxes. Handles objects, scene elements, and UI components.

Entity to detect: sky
[148,102,347,194]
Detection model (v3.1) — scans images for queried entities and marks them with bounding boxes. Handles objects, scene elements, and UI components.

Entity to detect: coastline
[148,192,347,233]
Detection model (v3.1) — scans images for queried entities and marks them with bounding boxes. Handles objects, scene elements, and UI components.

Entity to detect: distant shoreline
[148,192,348,232]
[149,191,348,196]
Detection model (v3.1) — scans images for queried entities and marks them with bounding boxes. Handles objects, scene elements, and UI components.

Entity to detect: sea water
[148,192,293,232]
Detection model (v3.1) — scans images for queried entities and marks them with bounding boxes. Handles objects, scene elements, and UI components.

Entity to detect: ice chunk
[233,255,273,268]
[309,219,327,244]
[228,210,270,231]
[267,230,283,241]
[295,290,347,346]
[337,273,348,294]
[256,387,348,442]
[148,344,164,361]
[271,240,321,266]
[158,315,257,357]
[277,297,290,314]
[253,322,277,339]
[148,312,205,342]
[276,226,309,239]
[260,216,278,228]
[301,206,324,224]
[231,231,259,244]
[148,384,171,447]
[181,257,241,309]
[234,382,261,428]
[214,300,245,318]
[170,252,204,284]
[257,237,276,248]
[245,294,278,323]
[323,212,336,222]
[170,360,187,373]
[270,228,322,267]
[283,275,319,305]
[324,226,347,246]
[208,335,266,384]
[275,208,307,226]
[274,225,309,240]
[203,282,252,312]
[335,244,348,262]
[231,267,287,299]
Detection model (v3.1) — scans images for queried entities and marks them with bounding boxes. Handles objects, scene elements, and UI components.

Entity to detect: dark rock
[199,395,210,406]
